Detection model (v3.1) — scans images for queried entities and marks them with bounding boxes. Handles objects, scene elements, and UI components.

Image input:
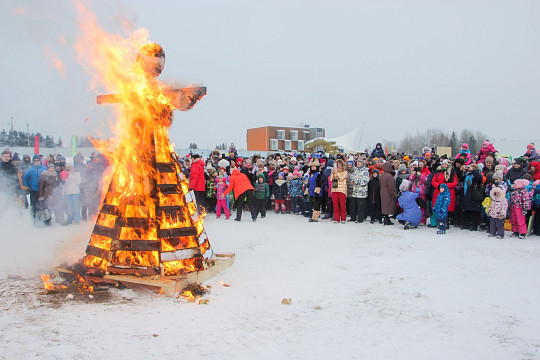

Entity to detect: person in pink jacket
[476,141,498,164]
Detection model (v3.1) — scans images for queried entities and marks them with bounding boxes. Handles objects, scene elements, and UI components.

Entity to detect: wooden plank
[116,217,156,228]
[158,227,198,238]
[85,245,110,259]
[157,184,181,194]
[156,162,177,173]
[93,224,117,238]
[107,266,160,276]
[161,248,201,262]
[55,253,234,298]
[110,240,161,251]
[100,204,120,216]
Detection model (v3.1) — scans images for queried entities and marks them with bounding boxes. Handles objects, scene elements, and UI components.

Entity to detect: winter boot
[383,215,394,226]
[510,232,519,238]
[309,210,320,222]
[519,233,526,239]
[404,222,410,230]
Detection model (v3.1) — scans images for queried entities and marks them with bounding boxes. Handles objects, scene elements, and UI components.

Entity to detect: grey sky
[1,0,539,150]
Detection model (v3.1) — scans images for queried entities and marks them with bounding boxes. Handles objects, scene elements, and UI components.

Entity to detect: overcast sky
[1,0,539,150]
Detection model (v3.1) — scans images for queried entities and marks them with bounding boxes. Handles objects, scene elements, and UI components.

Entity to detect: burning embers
[40,273,93,294]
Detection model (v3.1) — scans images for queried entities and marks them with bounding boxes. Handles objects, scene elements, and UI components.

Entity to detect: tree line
[0,128,98,148]
[0,129,61,148]
[378,128,489,157]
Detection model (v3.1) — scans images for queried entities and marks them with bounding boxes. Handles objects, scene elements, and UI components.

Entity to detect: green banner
[71,136,77,156]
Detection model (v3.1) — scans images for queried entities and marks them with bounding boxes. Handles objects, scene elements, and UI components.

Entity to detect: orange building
[247,126,325,152]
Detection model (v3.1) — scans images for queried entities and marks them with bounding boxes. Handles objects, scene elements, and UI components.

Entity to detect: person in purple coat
[396,180,423,229]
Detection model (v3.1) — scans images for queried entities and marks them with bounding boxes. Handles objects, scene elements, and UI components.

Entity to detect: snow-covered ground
[1,208,540,360]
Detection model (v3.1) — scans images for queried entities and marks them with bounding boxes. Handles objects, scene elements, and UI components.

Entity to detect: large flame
[74,2,209,276]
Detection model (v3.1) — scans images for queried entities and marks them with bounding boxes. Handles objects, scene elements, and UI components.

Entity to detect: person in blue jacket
[397,180,422,229]
[22,155,46,220]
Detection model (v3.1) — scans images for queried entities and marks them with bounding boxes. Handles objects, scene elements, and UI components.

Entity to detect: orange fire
[40,274,67,291]
[182,290,195,302]
[74,2,211,276]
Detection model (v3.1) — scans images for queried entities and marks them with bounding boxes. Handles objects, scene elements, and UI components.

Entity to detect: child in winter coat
[288,170,303,215]
[409,167,428,224]
[487,186,508,239]
[253,174,270,219]
[215,173,230,219]
[509,179,532,239]
[396,180,422,229]
[433,183,451,234]
[205,170,217,213]
[273,172,288,214]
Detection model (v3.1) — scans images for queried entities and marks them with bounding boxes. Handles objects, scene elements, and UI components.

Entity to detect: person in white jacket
[63,164,82,225]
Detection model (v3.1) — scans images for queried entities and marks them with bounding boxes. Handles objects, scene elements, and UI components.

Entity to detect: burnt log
[110,240,162,251]
[158,227,197,238]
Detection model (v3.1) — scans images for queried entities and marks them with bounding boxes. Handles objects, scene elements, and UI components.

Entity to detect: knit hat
[399,180,410,192]
[398,164,407,173]
[493,171,503,180]
[483,140,490,146]
[32,154,40,161]
[410,161,419,167]
[441,159,449,165]
[47,163,54,168]
[219,166,226,172]
[527,144,534,150]
[494,165,506,173]
[347,161,354,167]
[191,154,200,159]
[293,170,300,177]
[278,172,284,178]
[236,158,243,167]
[462,143,469,149]
[513,179,528,189]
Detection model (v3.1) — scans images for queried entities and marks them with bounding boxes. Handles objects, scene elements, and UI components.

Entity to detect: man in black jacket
[505,158,527,185]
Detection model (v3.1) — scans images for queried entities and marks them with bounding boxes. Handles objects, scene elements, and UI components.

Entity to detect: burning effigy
[48,3,233,298]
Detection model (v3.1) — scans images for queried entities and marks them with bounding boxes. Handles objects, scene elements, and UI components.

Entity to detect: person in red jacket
[188,154,207,214]
[223,168,256,221]
[528,161,540,181]
[431,159,458,224]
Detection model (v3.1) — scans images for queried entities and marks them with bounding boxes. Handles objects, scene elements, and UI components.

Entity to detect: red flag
[34,135,39,156]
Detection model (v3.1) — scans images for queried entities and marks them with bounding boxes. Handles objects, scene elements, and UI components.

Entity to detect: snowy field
[1,208,540,360]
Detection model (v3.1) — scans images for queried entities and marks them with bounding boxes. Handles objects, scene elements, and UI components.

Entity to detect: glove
[314,187,321,194]
[498,214,505,219]
[522,210,528,216]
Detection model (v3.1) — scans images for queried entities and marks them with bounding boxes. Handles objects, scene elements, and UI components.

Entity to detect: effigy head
[136,43,166,78]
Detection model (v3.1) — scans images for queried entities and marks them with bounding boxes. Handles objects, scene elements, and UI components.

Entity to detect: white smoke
[0,192,92,277]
